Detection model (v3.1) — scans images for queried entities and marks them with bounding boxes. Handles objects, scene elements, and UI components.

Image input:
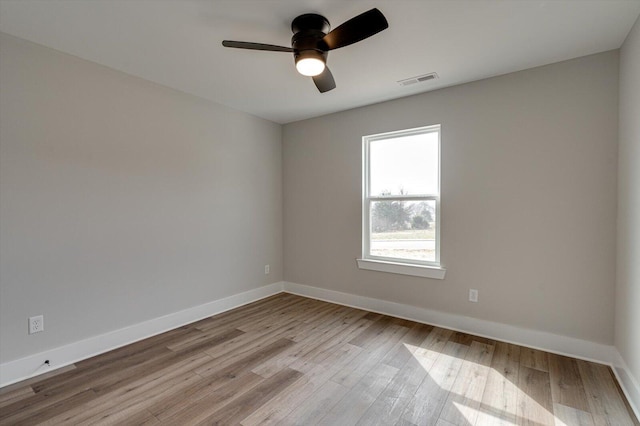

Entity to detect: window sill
[356,258,446,279]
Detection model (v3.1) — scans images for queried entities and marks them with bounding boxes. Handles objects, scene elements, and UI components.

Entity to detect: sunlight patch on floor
[453,401,482,424]
[405,343,558,426]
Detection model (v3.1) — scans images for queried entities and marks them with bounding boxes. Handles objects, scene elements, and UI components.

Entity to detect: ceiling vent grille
[397,72,439,86]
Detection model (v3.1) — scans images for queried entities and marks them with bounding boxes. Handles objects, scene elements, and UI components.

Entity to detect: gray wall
[0,34,283,363]
[0,28,627,367]
[617,16,640,385]
[283,51,619,345]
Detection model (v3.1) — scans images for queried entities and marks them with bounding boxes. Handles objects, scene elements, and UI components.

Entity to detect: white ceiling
[1,0,639,124]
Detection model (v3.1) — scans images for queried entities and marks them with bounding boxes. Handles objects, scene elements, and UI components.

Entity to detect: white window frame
[357,125,446,280]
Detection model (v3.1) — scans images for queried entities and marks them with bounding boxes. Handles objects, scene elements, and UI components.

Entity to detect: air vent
[397,72,439,86]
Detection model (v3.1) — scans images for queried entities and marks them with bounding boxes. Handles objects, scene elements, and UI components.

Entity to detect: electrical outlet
[264,264,270,274]
[469,289,479,303]
[29,315,44,334]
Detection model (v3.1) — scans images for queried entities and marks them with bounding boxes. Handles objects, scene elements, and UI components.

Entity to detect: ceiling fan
[222,8,388,93]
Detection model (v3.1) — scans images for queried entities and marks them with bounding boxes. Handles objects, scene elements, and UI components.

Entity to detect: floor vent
[397,72,439,86]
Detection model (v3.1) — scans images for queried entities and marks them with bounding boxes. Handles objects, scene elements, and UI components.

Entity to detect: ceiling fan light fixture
[295,50,325,76]
[222,8,388,92]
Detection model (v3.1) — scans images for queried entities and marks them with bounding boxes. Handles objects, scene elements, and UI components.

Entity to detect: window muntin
[363,125,441,267]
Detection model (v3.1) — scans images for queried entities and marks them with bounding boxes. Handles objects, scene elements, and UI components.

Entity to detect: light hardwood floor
[0,293,637,425]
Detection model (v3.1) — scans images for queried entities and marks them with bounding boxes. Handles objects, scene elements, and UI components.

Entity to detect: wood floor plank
[397,420,419,426]
[553,403,595,426]
[29,341,174,395]
[242,294,317,319]
[310,304,368,325]
[380,322,435,369]
[330,323,410,389]
[0,364,75,405]
[278,304,345,335]
[451,331,477,346]
[28,327,209,398]
[449,330,495,347]
[516,365,555,426]
[150,337,295,419]
[287,316,374,365]
[356,327,452,426]
[251,315,370,379]
[0,382,90,422]
[548,353,590,412]
[194,295,304,333]
[241,343,363,426]
[411,327,455,365]
[362,311,384,321]
[74,325,198,369]
[610,368,640,426]
[436,419,459,426]
[348,315,398,348]
[1,294,635,426]
[156,371,264,424]
[135,412,161,426]
[193,368,303,425]
[476,341,521,426]
[439,341,495,426]
[316,362,399,426]
[577,360,636,426]
[86,328,241,396]
[520,347,549,372]
[277,379,350,426]
[400,340,470,426]
[2,389,97,426]
[198,319,300,369]
[84,408,159,426]
[165,328,245,357]
[0,385,36,408]
[235,298,318,333]
[355,354,429,426]
[37,353,212,425]
[76,372,202,425]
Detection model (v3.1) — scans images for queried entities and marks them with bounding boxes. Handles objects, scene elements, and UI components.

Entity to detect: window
[358,125,445,279]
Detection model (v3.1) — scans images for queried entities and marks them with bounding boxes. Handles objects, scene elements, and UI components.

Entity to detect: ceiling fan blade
[320,8,388,51]
[312,67,336,93]
[222,40,293,52]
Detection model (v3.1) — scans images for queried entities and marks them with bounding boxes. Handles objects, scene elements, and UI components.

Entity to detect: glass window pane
[370,200,436,262]
[369,131,438,196]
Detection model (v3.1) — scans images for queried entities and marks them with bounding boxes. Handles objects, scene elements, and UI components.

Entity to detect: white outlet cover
[29,315,44,334]
[469,289,479,303]
[264,265,270,274]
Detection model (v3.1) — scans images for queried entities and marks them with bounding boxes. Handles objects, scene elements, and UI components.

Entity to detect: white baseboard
[612,353,640,421]
[0,282,285,388]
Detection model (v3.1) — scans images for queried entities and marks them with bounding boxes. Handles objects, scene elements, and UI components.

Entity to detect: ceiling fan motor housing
[291,13,330,35]
[291,13,330,65]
